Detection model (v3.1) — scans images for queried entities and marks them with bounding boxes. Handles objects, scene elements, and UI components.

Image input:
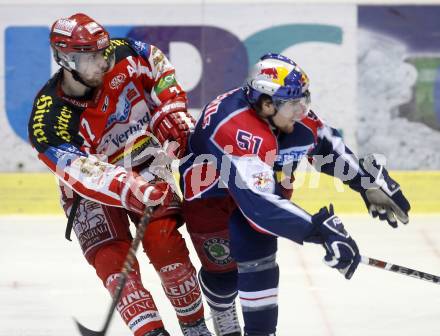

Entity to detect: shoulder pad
[211,107,277,164]
[300,109,323,139]
[110,38,138,62]
[29,90,83,153]
[125,38,151,59]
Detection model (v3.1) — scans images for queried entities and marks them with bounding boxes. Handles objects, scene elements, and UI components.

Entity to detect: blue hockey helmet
[246,53,310,105]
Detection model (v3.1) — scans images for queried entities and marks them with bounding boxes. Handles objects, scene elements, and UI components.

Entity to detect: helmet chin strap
[254,103,279,130]
[70,69,95,89]
[267,115,278,130]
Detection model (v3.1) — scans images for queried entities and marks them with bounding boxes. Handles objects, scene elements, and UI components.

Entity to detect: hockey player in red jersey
[179,53,411,335]
[28,13,211,336]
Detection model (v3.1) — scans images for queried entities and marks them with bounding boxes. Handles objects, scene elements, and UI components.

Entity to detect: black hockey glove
[306,204,360,280]
[358,154,410,228]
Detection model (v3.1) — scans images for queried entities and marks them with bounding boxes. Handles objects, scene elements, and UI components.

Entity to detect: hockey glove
[150,98,195,158]
[307,204,360,280]
[121,173,177,216]
[358,154,410,228]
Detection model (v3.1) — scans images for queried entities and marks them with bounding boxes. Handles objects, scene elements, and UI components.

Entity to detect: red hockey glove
[150,98,195,158]
[121,174,175,216]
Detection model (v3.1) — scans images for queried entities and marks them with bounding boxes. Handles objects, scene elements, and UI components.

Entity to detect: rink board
[0,171,440,215]
[0,171,439,215]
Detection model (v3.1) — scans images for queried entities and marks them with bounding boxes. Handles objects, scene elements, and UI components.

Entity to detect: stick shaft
[75,207,153,336]
[361,255,440,285]
[104,207,153,332]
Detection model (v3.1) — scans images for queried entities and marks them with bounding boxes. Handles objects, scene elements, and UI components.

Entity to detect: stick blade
[74,319,105,336]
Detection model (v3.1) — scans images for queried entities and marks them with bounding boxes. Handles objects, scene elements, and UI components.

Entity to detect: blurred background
[1,0,440,215]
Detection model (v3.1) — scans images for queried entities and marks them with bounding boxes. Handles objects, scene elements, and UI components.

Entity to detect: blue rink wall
[1,4,440,171]
[0,3,439,214]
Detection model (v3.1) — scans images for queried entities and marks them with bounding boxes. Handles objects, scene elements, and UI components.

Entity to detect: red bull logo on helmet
[260,66,289,86]
[299,71,309,86]
[260,67,278,79]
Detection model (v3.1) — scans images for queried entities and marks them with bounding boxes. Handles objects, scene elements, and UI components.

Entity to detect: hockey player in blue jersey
[179,53,410,336]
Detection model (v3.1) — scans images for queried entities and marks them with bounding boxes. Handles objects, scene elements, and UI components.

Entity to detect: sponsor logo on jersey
[74,201,104,232]
[276,144,313,164]
[126,87,140,103]
[72,157,108,178]
[133,40,148,54]
[61,95,89,108]
[106,98,130,128]
[54,105,73,142]
[53,19,76,37]
[31,95,53,144]
[110,39,129,47]
[110,73,126,90]
[126,56,152,78]
[101,95,109,113]
[155,73,177,95]
[203,237,232,265]
[74,200,110,253]
[252,171,274,193]
[153,52,164,66]
[103,114,150,148]
[59,143,84,156]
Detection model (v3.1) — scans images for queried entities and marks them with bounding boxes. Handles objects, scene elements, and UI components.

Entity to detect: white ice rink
[1,214,439,336]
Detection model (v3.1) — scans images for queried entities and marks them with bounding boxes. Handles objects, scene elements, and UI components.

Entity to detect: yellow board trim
[0,172,438,215]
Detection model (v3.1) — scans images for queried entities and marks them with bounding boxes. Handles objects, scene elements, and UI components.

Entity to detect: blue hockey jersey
[180,88,364,244]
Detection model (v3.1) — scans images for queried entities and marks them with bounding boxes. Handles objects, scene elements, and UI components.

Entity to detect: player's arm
[308,112,410,227]
[28,96,168,215]
[129,39,194,158]
[207,138,359,279]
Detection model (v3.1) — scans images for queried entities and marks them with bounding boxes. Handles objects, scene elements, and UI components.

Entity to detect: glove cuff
[150,99,187,130]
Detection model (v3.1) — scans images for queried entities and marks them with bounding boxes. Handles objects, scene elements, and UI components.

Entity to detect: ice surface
[1,214,440,336]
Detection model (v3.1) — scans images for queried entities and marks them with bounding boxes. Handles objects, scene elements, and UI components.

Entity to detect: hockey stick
[361,255,440,285]
[74,206,154,336]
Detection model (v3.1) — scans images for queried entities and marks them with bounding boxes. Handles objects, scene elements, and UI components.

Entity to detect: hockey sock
[143,217,204,324]
[158,261,204,324]
[237,256,279,335]
[105,272,164,336]
[198,268,238,311]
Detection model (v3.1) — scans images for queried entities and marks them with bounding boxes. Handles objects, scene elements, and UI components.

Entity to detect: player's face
[72,49,115,87]
[272,96,310,133]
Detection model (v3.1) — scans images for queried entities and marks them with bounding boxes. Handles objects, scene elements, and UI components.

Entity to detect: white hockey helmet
[246,53,311,121]
[246,53,310,103]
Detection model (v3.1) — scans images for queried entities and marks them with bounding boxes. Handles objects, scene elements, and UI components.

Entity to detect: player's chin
[84,76,104,88]
[281,124,295,134]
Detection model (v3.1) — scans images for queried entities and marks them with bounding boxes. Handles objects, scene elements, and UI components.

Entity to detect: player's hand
[306,204,360,280]
[359,154,410,228]
[150,98,195,158]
